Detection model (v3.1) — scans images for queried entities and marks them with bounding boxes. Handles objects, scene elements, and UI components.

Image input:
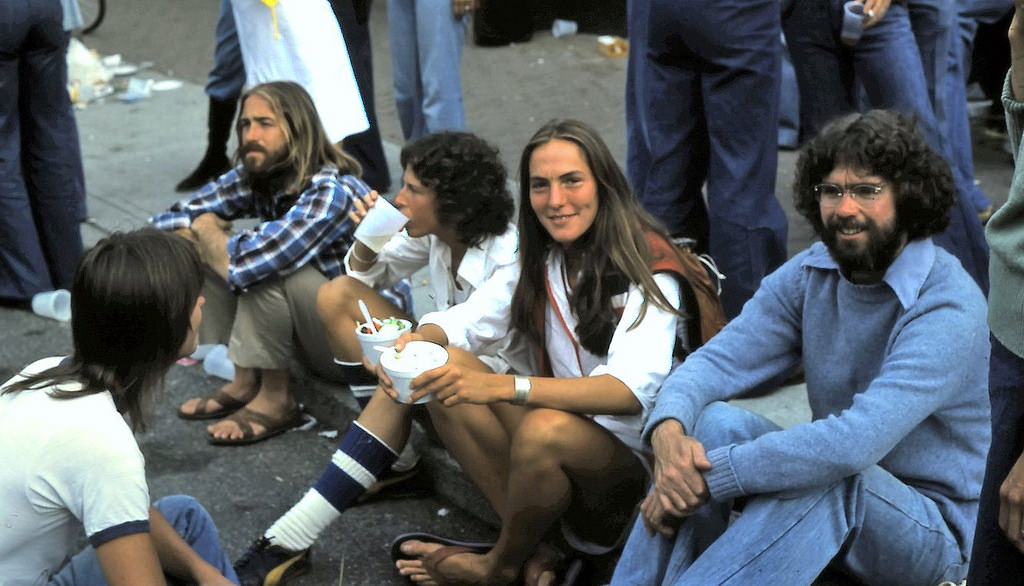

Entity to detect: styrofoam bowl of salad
[355,316,413,366]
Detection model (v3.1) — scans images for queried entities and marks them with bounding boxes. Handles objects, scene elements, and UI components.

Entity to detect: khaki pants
[198,264,341,383]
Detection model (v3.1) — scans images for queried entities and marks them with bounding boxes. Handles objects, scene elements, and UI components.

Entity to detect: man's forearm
[190,213,232,281]
[149,507,225,583]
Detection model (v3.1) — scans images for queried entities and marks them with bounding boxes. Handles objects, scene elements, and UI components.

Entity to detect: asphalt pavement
[1,2,1016,583]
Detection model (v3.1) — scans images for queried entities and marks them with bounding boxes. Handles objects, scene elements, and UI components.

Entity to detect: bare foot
[178,378,258,417]
[205,390,296,441]
[395,539,500,585]
[522,543,564,586]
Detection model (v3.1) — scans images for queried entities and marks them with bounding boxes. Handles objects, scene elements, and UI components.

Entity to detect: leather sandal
[177,388,249,420]
[205,404,303,446]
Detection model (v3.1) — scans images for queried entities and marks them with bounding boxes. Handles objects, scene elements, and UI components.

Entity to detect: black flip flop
[388,532,494,563]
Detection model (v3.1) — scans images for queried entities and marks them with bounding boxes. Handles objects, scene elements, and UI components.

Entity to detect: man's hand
[999,452,1024,552]
[861,0,891,29]
[451,0,478,17]
[191,212,232,235]
[348,190,380,226]
[188,213,232,281]
[641,420,712,537]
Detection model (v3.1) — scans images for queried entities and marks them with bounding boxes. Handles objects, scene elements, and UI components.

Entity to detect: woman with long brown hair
[388,119,694,584]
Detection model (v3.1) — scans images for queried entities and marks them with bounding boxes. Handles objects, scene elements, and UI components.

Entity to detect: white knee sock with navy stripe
[335,360,378,409]
[264,421,397,552]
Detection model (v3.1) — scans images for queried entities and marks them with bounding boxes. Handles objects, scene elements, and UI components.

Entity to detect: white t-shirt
[0,357,151,585]
[231,0,369,143]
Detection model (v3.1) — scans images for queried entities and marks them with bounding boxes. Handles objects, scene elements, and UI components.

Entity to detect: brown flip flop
[205,404,303,446]
[177,388,249,420]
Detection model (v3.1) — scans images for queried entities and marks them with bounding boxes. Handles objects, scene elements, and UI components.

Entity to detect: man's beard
[821,215,905,278]
[240,143,288,177]
[240,143,292,197]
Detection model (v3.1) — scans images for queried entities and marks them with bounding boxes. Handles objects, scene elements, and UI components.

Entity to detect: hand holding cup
[352,195,408,252]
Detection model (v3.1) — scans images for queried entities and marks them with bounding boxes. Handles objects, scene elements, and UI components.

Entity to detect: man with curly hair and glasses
[613,110,989,586]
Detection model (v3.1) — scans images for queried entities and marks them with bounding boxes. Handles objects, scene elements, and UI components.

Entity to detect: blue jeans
[626,0,789,318]
[49,495,238,585]
[967,336,1024,586]
[783,0,989,294]
[205,0,245,102]
[612,402,967,585]
[387,0,468,140]
[0,0,85,301]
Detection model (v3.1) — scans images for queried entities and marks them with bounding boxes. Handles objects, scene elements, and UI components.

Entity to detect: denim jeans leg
[626,0,652,197]
[945,23,992,212]
[700,0,788,317]
[387,0,424,139]
[0,0,84,299]
[611,403,782,586]
[637,0,709,246]
[0,0,50,300]
[677,466,965,585]
[907,0,955,133]
[782,0,857,142]
[967,336,1024,586]
[413,0,467,135]
[849,3,991,293]
[49,496,237,585]
[206,0,246,102]
[154,495,239,583]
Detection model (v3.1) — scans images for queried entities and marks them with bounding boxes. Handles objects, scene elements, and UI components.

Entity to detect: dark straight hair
[2,229,204,431]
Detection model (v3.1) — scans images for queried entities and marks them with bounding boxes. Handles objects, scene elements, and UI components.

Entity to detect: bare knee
[511,409,576,463]
[317,275,361,323]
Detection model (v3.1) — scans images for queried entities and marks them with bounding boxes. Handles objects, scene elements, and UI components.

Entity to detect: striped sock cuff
[335,361,379,409]
[313,422,397,510]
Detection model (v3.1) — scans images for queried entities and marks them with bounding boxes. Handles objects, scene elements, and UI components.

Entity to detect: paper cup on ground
[353,196,408,252]
[355,317,413,366]
[31,289,71,322]
[380,341,449,404]
[840,1,865,46]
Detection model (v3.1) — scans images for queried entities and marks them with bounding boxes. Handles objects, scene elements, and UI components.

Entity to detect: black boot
[175,97,238,192]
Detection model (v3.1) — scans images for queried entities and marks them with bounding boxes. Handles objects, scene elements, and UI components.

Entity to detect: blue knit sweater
[646,238,990,550]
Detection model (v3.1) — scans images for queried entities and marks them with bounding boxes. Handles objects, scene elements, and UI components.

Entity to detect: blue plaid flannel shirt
[149,165,365,291]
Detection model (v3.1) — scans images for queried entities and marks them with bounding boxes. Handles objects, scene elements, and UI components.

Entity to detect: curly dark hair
[399,131,514,247]
[793,110,954,240]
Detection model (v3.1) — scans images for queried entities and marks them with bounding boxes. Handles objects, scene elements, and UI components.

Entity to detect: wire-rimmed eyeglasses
[814,182,887,208]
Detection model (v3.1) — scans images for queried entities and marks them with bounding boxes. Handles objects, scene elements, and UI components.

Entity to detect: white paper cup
[31,289,71,322]
[202,344,235,381]
[380,341,448,404]
[353,196,409,252]
[355,318,413,366]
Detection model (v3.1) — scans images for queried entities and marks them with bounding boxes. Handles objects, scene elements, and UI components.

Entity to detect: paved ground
[1,2,1016,583]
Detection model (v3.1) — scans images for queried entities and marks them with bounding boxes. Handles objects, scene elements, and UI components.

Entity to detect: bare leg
[355,384,418,449]
[206,368,297,440]
[424,348,526,514]
[316,275,413,362]
[400,408,646,584]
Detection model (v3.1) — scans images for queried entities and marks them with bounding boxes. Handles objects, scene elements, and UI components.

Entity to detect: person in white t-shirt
[0,229,236,585]
[388,119,695,585]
